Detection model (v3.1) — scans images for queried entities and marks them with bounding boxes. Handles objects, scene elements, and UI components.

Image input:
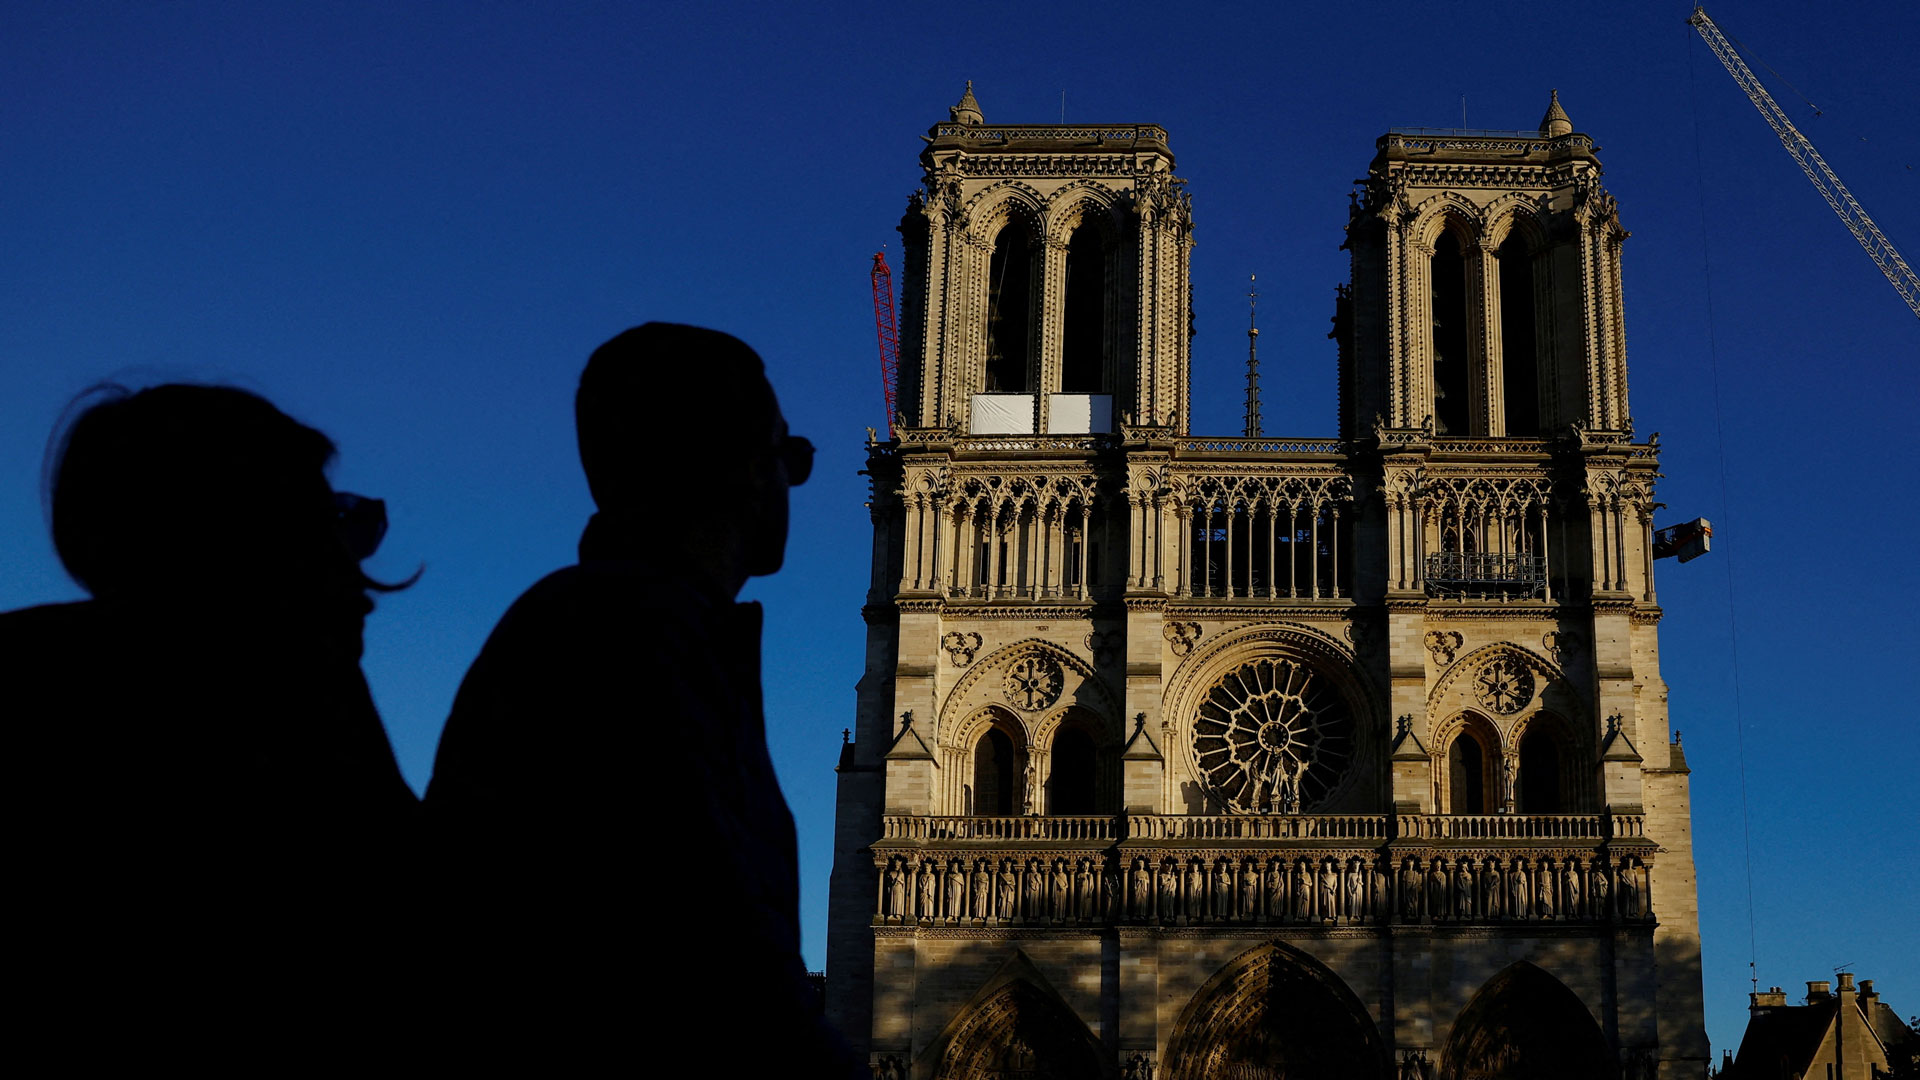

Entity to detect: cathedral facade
[826,85,1707,1080]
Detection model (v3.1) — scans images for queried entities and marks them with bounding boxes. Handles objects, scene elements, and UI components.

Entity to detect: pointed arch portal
[934,980,1103,1080]
[1163,942,1389,1080]
[1441,962,1616,1080]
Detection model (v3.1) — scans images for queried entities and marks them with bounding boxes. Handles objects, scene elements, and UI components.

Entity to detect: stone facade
[827,86,1708,1080]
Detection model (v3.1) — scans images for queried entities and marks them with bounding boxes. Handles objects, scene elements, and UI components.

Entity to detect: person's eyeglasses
[333,492,388,561]
[778,436,814,486]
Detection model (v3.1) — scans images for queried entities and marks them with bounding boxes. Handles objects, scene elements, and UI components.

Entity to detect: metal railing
[1425,552,1547,599]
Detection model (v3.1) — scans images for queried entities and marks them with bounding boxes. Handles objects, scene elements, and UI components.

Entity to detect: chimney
[1808,980,1832,1002]
[1837,973,1857,995]
[1862,979,1879,1010]
[1752,987,1788,1010]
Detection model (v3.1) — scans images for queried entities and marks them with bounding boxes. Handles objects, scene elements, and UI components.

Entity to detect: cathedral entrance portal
[1440,962,1616,1080]
[933,980,1104,1080]
[1162,942,1388,1080]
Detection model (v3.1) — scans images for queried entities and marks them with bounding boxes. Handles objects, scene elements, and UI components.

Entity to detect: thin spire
[1244,274,1263,437]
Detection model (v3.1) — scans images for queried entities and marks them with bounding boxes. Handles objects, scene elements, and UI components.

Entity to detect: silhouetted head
[577,323,811,584]
[48,383,380,655]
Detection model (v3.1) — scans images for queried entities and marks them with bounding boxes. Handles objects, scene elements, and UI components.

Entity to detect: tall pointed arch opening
[1441,962,1616,1080]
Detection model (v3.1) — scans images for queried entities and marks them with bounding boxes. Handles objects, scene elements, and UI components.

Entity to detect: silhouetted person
[0,384,416,1059]
[425,324,859,1073]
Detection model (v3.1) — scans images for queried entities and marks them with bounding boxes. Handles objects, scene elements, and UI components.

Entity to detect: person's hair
[44,382,407,598]
[575,323,776,509]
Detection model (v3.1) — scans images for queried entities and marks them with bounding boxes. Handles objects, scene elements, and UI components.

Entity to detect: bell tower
[894,82,1194,436]
[1338,91,1631,440]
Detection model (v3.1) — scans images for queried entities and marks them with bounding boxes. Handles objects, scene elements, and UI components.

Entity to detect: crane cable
[1686,26,1761,999]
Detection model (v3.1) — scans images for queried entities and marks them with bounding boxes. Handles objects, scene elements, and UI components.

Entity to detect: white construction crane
[1689,6,1920,320]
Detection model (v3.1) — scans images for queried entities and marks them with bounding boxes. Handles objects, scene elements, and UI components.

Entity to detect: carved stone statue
[1051,860,1070,920]
[997,862,1017,921]
[887,860,906,918]
[1536,860,1555,920]
[1344,859,1364,920]
[1185,861,1204,919]
[1591,860,1610,920]
[1075,859,1094,920]
[1564,859,1583,920]
[1372,860,1391,918]
[1620,861,1642,919]
[1239,861,1258,920]
[1293,860,1313,921]
[1453,859,1474,919]
[1266,858,1286,918]
[971,861,990,920]
[917,862,936,919]
[1508,859,1529,920]
[1399,860,1421,920]
[1483,860,1503,919]
[1319,860,1338,921]
[1024,860,1042,919]
[1212,861,1231,919]
[945,860,964,920]
[1130,859,1150,919]
[1426,860,1445,919]
[1022,762,1038,815]
[1158,862,1178,921]
[1122,1051,1156,1080]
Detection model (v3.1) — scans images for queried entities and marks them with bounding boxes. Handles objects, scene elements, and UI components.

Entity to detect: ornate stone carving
[1542,630,1579,666]
[1189,657,1355,813]
[1003,652,1064,711]
[1424,630,1463,665]
[1163,621,1201,656]
[942,631,983,666]
[1473,654,1535,714]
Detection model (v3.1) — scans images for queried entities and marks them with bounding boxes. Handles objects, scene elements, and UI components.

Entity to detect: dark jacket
[425,518,860,1074]
[0,596,416,1058]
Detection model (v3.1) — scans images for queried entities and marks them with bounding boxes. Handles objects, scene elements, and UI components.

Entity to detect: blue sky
[3,1,1915,1055]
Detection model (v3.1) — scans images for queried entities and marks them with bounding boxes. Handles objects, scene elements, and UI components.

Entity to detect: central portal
[1162,942,1388,1080]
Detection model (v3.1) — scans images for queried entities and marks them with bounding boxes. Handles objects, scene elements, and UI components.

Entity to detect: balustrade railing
[1425,552,1547,599]
[1126,814,1388,841]
[876,812,1638,845]
[880,815,1117,842]
[1176,437,1345,455]
[1396,814,1606,840]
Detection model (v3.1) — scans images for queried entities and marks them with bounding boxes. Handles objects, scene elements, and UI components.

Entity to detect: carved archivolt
[937,637,1118,813]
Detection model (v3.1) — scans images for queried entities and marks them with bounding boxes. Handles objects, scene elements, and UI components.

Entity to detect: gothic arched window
[1430,229,1471,436]
[1061,222,1107,394]
[1518,716,1570,813]
[986,223,1036,392]
[973,725,1022,815]
[1049,726,1098,814]
[1498,234,1541,436]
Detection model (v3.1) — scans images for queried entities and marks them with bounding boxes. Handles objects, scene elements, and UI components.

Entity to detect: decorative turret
[949,80,984,126]
[1539,88,1573,137]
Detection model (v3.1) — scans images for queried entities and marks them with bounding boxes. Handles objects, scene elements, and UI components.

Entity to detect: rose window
[1003,653,1064,711]
[1191,657,1354,812]
[1473,655,1534,715]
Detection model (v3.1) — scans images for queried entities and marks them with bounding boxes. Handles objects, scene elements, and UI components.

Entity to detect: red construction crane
[871,250,901,437]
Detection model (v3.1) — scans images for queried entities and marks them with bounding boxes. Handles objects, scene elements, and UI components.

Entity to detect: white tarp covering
[1048,394,1113,434]
[971,394,1036,434]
